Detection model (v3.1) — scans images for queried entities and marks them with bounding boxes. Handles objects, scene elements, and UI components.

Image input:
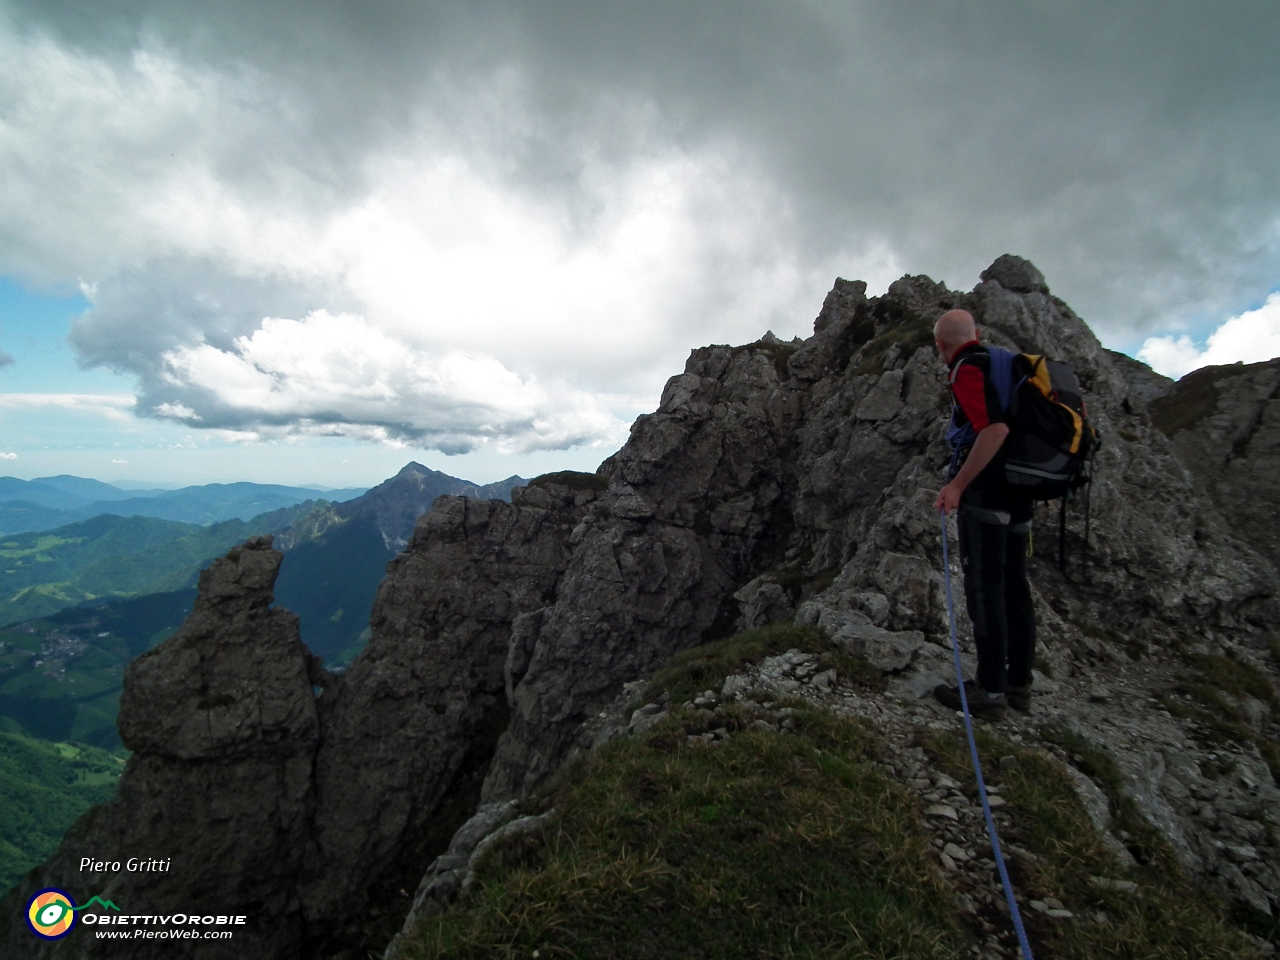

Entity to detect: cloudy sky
[0,1,1277,488]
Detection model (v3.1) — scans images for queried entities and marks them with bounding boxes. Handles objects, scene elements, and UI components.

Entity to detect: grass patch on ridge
[1148,365,1238,437]
[406,705,967,959]
[851,302,935,376]
[406,626,1269,958]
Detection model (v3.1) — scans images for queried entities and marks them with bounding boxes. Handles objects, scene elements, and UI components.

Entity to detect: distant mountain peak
[395,461,434,475]
[325,463,528,553]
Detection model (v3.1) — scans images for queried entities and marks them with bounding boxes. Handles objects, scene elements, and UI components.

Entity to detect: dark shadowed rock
[1105,349,1174,409]
[118,537,318,760]
[297,480,596,951]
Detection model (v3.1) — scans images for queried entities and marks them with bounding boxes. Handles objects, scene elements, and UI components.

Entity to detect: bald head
[934,309,977,363]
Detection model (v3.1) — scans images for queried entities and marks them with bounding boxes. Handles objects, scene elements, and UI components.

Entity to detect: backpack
[945,345,1101,572]
[985,347,1097,499]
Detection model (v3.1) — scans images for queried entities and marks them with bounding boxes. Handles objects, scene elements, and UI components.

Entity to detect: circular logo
[27,889,77,940]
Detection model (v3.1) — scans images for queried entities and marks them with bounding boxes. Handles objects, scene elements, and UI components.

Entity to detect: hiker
[932,309,1035,721]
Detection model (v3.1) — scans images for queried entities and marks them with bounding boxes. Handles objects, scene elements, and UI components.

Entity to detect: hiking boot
[933,680,1006,721]
[1006,683,1033,713]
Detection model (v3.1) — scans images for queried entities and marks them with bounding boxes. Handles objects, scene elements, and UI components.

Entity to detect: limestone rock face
[483,344,802,797]
[118,537,319,760]
[1105,348,1174,409]
[1151,359,1280,570]
[2,537,320,959]
[1,480,596,959]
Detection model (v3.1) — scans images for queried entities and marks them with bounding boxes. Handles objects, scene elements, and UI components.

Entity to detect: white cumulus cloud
[153,402,201,421]
[1138,292,1280,379]
[0,452,17,460]
[153,311,631,453]
[68,135,864,452]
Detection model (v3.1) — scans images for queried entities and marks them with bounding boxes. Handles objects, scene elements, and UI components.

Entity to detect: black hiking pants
[957,489,1036,695]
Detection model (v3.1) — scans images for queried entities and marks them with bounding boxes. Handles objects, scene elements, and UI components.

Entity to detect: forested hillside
[0,589,197,747]
[0,732,123,894]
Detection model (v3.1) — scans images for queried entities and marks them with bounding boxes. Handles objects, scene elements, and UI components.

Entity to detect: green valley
[0,464,528,749]
[0,502,319,627]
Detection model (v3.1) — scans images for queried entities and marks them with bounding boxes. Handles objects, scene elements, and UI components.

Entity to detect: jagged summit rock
[5,256,1277,957]
[118,535,320,761]
[479,256,1272,807]
[980,253,1050,294]
[298,479,598,949]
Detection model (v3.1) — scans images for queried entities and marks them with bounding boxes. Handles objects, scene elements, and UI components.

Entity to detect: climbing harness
[940,508,1036,960]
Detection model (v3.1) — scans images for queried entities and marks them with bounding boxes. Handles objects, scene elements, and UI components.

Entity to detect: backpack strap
[946,345,1011,451]
[945,358,977,455]
[985,346,1017,412]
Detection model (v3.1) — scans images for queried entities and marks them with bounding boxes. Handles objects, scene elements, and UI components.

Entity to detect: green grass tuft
[405,709,967,959]
[1146,362,1277,437]
[401,628,1270,958]
[848,297,936,377]
[731,340,801,381]
[1183,653,1278,709]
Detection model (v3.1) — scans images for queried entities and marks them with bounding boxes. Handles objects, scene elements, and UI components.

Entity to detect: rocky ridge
[405,638,1275,958]
[3,538,323,958]
[5,255,1279,957]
